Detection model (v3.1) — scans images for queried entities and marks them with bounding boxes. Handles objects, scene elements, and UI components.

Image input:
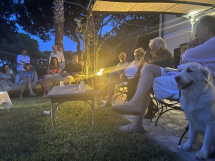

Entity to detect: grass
[0,97,182,161]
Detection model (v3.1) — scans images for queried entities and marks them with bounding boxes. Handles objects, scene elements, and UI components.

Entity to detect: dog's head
[175,62,212,90]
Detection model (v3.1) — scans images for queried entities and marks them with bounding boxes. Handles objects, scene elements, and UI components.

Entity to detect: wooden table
[46,84,97,128]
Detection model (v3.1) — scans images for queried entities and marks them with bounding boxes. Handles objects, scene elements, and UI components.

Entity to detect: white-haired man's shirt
[49,51,65,64]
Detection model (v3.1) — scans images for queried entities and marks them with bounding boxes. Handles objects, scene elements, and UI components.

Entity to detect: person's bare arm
[31,72,35,81]
[187,38,200,49]
[10,73,15,83]
[134,58,145,77]
[134,65,142,77]
[47,66,51,75]
[57,66,61,74]
[20,72,26,80]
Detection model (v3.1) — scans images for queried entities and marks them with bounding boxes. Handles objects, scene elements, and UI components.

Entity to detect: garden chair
[151,89,189,145]
[153,76,215,145]
[112,82,128,104]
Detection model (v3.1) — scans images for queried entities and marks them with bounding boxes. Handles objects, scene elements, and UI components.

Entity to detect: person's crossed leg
[111,64,161,115]
[111,64,162,133]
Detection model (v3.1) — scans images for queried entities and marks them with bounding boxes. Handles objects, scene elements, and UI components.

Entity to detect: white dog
[175,62,215,160]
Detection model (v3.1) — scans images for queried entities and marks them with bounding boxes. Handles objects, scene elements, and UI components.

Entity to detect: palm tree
[53,0,64,52]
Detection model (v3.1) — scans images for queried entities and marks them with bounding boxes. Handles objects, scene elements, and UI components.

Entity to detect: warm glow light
[188,12,198,15]
[97,69,104,75]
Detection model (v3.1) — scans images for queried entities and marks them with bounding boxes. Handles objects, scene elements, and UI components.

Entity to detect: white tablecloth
[0,92,12,110]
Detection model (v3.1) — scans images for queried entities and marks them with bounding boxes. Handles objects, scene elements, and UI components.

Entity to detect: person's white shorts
[152,67,179,100]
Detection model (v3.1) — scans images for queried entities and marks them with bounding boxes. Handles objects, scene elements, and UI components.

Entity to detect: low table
[46,84,97,128]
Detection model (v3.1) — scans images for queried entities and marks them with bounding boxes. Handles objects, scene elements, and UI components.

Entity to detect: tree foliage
[0,33,45,70]
[97,14,159,68]
[0,0,160,72]
[0,0,90,51]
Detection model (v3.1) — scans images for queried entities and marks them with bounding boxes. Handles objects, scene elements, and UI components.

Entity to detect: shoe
[100,102,112,107]
[29,91,37,96]
[119,124,144,133]
[20,94,23,99]
[144,108,158,119]
[111,104,142,115]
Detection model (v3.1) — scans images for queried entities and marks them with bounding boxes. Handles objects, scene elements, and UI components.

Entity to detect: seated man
[63,54,82,78]
[45,54,82,93]
[112,15,215,130]
[97,52,129,103]
[122,37,174,132]
[98,48,145,107]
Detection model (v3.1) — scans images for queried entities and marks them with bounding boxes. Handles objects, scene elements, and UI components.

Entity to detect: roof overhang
[92,0,215,15]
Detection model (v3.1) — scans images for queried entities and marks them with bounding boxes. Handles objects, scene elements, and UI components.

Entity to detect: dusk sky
[18,25,78,52]
[18,24,112,52]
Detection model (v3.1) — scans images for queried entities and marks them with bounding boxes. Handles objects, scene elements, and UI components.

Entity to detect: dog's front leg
[178,123,197,151]
[196,124,214,160]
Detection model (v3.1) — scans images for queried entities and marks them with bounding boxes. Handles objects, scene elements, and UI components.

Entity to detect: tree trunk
[55,22,64,52]
[54,0,64,52]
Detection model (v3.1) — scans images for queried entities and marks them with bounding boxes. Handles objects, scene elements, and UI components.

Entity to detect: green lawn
[0,97,182,161]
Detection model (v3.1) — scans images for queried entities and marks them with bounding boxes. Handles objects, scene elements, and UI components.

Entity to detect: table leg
[51,103,56,128]
[85,100,95,126]
[92,100,95,125]
[51,102,64,129]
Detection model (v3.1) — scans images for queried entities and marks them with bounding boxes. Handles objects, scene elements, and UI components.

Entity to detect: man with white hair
[122,37,174,132]
[49,45,65,68]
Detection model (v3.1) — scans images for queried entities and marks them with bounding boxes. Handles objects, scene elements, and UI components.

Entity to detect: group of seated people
[0,45,83,98]
[0,63,37,98]
[44,54,82,96]
[95,15,215,133]
[1,15,215,135]
[109,15,215,133]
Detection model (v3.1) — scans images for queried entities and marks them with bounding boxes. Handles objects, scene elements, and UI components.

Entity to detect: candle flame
[97,69,104,75]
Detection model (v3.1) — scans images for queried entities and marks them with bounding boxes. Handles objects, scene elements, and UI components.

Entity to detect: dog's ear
[202,66,212,83]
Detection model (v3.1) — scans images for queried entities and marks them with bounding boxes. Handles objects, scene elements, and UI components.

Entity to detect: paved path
[112,96,215,161]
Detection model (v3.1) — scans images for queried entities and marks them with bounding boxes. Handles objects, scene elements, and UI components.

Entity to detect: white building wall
[160,14,198,56]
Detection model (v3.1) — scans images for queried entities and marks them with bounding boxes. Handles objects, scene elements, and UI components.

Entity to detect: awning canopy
[92,0,215,15]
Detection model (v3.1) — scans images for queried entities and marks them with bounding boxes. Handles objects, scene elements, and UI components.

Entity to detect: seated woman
[45,54,81,93]
[19,63,37,99]
[43,57,61,96]
[111,15,215,131]
[0,64,15,92]
[98,48,146,107]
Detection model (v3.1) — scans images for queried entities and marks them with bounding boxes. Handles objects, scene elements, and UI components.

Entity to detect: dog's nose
[175,76,181,83]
